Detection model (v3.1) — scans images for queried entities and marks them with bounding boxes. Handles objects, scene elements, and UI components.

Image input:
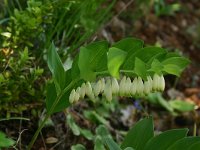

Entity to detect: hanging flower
[68,74,165,104]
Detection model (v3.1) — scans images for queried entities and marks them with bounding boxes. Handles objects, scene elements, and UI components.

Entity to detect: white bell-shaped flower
[152,74,159,91]
[125,77,132,95]
[85,82,95,99]
[136,77,144,95]
[79,83,86,99]
[111,78,119,94]
[160,75,165,91]
[104,79,112,101]
[119,76,126,96]
[100,78,105,93]
[147,76,153,92]
[76,87,81,95]
[69,89,76,103]
[144,80,151,95]
[93,80,102,96]
[74,90,80,102]
[130,77,137,96]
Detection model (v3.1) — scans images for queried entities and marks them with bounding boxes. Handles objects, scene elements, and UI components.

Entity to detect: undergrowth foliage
[28,37,192,149]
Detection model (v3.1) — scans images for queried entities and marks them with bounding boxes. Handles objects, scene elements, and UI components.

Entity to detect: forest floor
[1,0,200,149]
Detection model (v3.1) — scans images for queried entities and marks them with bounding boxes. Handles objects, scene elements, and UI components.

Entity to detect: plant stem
[28,80,77,149]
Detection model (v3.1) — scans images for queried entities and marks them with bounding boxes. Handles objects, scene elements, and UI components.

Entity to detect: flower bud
[104,79,112,101]
[160,75,165,91]
[85,82,95,99]
[136,77,144,95]
[74,90,80,102]
[119,76,126,96]
[147,76,153,92]
[152,74,159,91]
[125,77,132,95]
[130,77,137,96]
[93,80,102,96]
[100,78,105,93]
[144,80,151,95]
[79,83,86,99]
[111,78,119,94]
[69,89,76,103]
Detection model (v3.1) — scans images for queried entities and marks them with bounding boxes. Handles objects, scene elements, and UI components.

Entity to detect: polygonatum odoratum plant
[46,37,190,114]
[28,37,190,149]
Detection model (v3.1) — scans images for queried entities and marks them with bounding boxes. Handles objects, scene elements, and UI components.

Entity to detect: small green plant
[0,131,15,149]
[28,37,189,149]
[99,117,200,150]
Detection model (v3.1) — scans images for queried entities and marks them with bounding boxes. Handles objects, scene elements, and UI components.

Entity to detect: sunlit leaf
[107,47,127,78]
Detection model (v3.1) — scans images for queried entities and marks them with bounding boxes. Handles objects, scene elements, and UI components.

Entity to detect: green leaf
[96,125,121,150]
[163,64,182,76]
[71,144,86,150]
[123,46,166,70]
[104,137,122,150]
[156,93,174,112]
[169,100,195,112]
[144,129,188,150]
[162,56,190,76]
[162,57,190,70]
[84,110,109,125]
[67,114,93,140]
[46,81,71,114]
[67,114,80,136]
[188,141,200,150]
[46,82,57,113]
[167,137,200,150]
[112,37,144,55]
[71,56,80,80]
[94,136,106,150]
[47,43,65,93]
[148,59,163,75]
[134,57,147,79]
[79,128,94,140]
[0,132,15,148]
[107,47,127,78]
[121,117,154,150]
[78,41,108,81]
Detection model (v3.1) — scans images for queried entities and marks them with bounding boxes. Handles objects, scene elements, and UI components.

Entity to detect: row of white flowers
[69,74,165,103]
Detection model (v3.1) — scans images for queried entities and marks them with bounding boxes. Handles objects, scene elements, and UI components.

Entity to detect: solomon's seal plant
[28,38,190,149]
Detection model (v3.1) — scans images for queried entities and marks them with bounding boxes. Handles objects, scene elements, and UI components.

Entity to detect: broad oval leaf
[78,41,108,81]
[143,129,188,150]
[123,46,166,70]
[167,137,200,150]
[112,37,144,55]
[121,117,154,150]
[47,43,66,93]
[134,57,147,80]
[107,47,127,78]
